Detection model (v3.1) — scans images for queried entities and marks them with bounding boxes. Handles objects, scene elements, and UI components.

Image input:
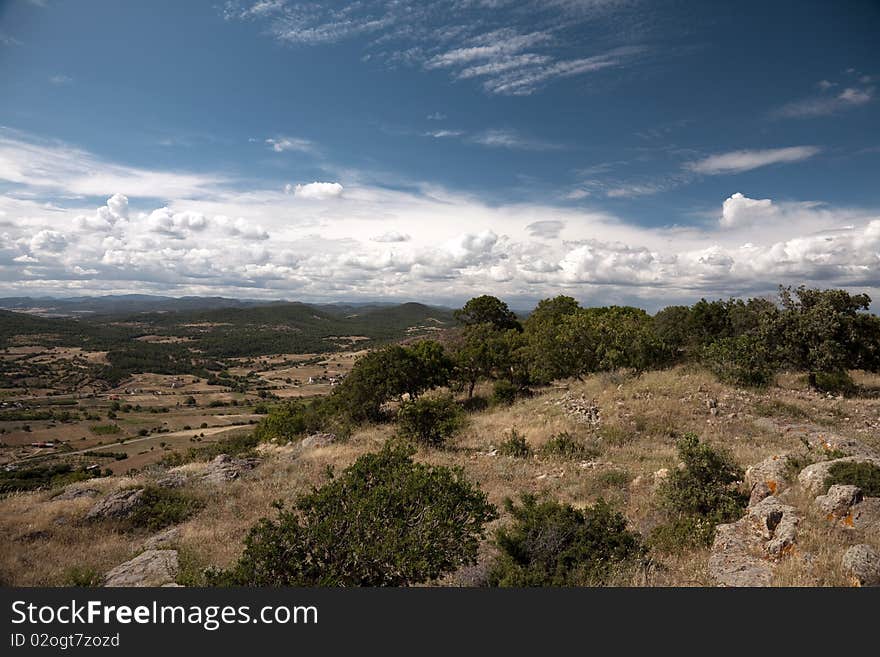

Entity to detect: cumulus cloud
[688,146,820,175]
[720,192,777,228]
[372,231,411,243]
[3,134,880,308]
[526,220,565,239]
[285,181,344,199]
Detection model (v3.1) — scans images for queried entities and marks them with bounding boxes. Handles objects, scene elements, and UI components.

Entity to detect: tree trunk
[808,371,817,389]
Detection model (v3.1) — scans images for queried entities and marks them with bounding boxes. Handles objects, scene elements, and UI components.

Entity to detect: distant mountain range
[0,295,420,318]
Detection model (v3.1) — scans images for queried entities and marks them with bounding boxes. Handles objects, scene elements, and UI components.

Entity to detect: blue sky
[0,0,878,309]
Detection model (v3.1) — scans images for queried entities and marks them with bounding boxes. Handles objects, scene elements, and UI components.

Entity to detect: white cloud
[49,75,73,85]
[372,231,411,243]
[687,146,820,175]
[285,181,344,199]
[774,86,874,118]
[4,132,880,307]
[720,192,776,228]
[423,130,463,138]
[470,129,560,150]
[426,112,447,120]
[266,136,314,153]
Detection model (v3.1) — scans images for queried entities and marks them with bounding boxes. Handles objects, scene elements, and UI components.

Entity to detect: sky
[0,0,879,310]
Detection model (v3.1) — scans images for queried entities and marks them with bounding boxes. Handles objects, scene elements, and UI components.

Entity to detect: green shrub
[538,432,598,460]
[127,487,204,532]
[0,463,98,494]
[650,434,747,550]
[160,430,259,467]
[825,461,880,496]
[90,424,121,435]
[598,424,635,447]
[210,444,497,586]
[396,395,464,448]
[813,371,856,395]
[63,566,100,587]
[597,469,631,488]
[489,495,645,586]
[491,379,519,406]
[497,429,531,458]
[702,335,776,387]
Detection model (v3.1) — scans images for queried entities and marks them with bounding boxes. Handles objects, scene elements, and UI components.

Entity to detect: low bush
[497,429,531,458]
[160,430,259,467]
[210,444,497,586]
[825,461,880,496]
[650,434,747,550]
[491,379,519,406]
[813,371,856,395]
[701,335,776,388]
[538,432,598,460]
[89,424,121,435]
[396,395,464,448]
[489,495,645,586]
[127,486,204,532]
[0,463,100,494]
[63,566,101,587]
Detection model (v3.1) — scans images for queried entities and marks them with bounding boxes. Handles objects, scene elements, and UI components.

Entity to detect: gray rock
[301,432,337,449]
[850,497,880,532]
[745,454,791,506]
[53,486,101,501]
[708,520,774,587]
[815,485,863,518]
[155,471,189,488]
[142,526,181,551]
[841,544,880,586]
[797,456,880,496]
[748,495,801,557]
[86,488,145,520]
[102,549,179,587]
[200,454,259,485]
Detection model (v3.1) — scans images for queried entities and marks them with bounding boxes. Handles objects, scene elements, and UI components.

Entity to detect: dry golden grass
[2,365,879,586]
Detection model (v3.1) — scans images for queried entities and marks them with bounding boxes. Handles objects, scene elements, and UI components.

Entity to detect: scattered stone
[815,485,863,518]
[142,526,181,551]
[301,432,337,449]
[103,549,179,587]
[53,486,101,501]
[559,393,600,426]
[653,468,669,486]
[841,544,880,586]
[86,488,145,520]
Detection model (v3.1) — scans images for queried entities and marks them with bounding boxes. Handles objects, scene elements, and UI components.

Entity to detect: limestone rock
[745,454,790,506]
[86,488,144,520]
[142,526,181,551]
[200,454,259,485]
[797,456,880,496]
[103,549,179,587]
[301,432,337,449]
[53,486,101,501]
[815,485,863,518]
[708,520,773,587]
[850,497,880,532]
[841,544,880,586]
[748,495,801,557]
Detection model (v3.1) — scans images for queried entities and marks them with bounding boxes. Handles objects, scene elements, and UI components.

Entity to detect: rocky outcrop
[841,544,880,587]
[301,432,337,449]
[86,488,145,520]
[200,454,259,485]
[142,526,181,551]
[558,393,600,426]
[53,486,101,501]
[797,456,880,496]
[103,549,179,587]
[745,455,791,506]
[849,498,880,532]
[708,520,774,587]
[748,495,802,558]
[815,485,863,518]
